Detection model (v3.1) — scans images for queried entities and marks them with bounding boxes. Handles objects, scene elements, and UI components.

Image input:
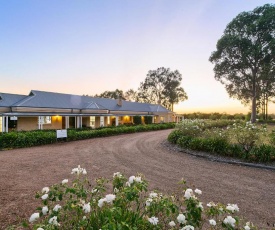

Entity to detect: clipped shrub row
[168,130,275,163]
[0,123,175,150]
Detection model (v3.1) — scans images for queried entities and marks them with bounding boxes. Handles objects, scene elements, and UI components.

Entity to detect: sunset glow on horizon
[1,0,274,114]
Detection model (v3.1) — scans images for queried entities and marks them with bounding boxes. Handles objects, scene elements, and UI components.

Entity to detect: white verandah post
[115,116,119,126]
[5,116,9,132]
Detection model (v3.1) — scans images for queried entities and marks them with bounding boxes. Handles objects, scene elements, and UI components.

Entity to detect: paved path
[0,130,274,229]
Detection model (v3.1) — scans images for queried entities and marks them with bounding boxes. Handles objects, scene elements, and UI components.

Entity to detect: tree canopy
[138,67,188,111]
[94,67,188,111]
[94,89,125,100]
[209,4,275,122]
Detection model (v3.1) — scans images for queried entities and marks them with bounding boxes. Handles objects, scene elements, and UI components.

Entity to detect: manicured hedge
[168,130,275,163]
[0,123,175,150]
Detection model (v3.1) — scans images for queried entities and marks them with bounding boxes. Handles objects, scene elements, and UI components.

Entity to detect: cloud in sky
[0,0,272,114]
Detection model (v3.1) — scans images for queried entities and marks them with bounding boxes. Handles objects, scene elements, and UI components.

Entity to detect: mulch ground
[0,129,274,229]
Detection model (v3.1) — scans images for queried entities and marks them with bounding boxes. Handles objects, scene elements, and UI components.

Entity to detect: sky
[0,0,274,114]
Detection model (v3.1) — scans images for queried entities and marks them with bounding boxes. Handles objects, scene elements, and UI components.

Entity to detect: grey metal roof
[11,90,172,113]
[13,90,106,110]
[0,93,27,107]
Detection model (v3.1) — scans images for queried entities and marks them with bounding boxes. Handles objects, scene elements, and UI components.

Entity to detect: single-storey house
[0,90,182,132]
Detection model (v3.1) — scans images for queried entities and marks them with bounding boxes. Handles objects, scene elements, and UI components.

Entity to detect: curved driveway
[0,129,274,229]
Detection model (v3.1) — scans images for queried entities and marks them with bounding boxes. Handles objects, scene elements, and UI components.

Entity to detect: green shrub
[144,116,153,124]
[0,123,175,150]
[22,166,256,230]
[133,116,142,125]
[168,130,183,144]
[250,145,275,163]
[176,136,192,148]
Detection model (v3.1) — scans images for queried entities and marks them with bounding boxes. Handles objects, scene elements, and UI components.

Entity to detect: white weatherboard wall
[0,117,2,132]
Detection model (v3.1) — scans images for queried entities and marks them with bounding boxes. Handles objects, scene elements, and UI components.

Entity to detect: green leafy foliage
[0,123,175,150]
[169,119,275,163]
[133,116,142,125]
[22,167,257,230]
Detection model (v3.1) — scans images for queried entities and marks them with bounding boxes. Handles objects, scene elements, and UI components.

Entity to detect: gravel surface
[0,129,275,229]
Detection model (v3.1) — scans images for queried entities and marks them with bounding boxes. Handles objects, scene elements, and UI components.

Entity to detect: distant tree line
[93,67,188,111]
[183,112,274,121]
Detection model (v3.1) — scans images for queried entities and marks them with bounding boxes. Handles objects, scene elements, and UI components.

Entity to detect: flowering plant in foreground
[24,166,258,230]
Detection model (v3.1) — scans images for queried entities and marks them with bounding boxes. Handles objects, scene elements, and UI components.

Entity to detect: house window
[44,116,52,124]
[90,116,95,128]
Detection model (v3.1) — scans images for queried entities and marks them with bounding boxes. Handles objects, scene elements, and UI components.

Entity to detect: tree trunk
[265,97,268,120]
[251,72,257,123]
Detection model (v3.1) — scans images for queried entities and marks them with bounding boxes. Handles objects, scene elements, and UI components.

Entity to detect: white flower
[62,179,68,185]
[71,165,87,175]
[126,182,131,187]
[177,213,186,224]
[53,204,62,212]
[184,188,193,199]
[128,176,136,184]
[244,226,250,230]
[181,225,194,230]
[169,221,176,227]
[98,198,107,208]
[113,172,122,178]
[41,187,49,193]
[29,213,39,223]
[105,194,116,203]
[41,194,48,200]
[223,216,236,227]
[194,188,202,195]
[49,216,60,226]
[42,206,48,215]
[146,198,153,206]
[83,216,86,220]
[83,202,91,213]
[197,202,203,210]
[226,204,239,212]
[148,216,158,225]
[149,192,158,198]
[92,188,98,193]
[135,176,142,183]
[209,219,216,226]
[37,228,44,230]
[207,201,216,207]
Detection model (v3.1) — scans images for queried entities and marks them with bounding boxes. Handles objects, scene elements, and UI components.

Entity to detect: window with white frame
[44,116,51,124]
[90,116,95,128]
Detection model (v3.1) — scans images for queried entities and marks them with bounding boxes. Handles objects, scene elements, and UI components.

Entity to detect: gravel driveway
[0,129,274,229]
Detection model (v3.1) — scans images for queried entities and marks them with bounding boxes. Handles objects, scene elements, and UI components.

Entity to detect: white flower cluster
[209,219,216,226]
[49,216,60,226]
[53,204,62,212]
[71,165,87,175]
[177,213,186,224]
[226,203,239,213]
[41,187,49,200]
[126,175,142,186]
[223,215,236,227]
[113,172,123,178]
[83,202,91,213]
[148,216,158,225]
[145,192,162,206]
[184,188,201,200]
[98,194,116,208]
[62,179,68,185]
